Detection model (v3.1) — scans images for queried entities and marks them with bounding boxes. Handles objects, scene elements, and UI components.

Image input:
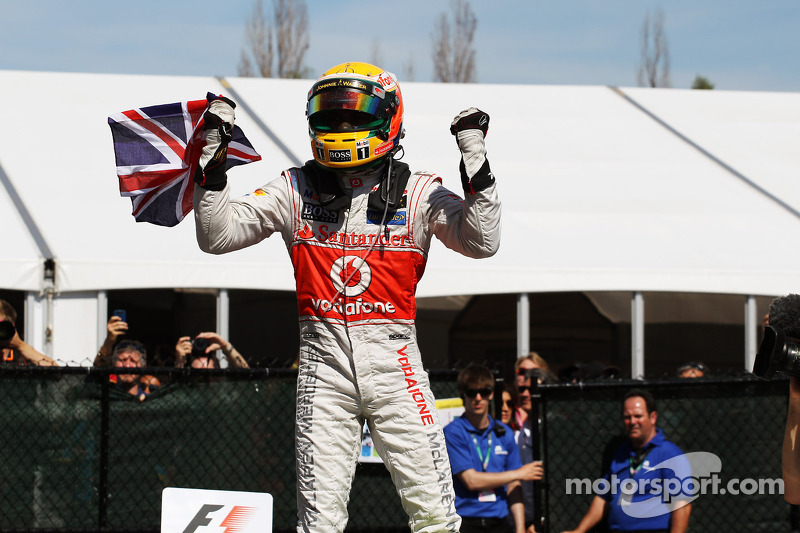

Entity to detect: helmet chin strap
[370,146,408,244]
[380,155,395,241]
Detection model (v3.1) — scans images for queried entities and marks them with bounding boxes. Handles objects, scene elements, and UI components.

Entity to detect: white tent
[2,70,798,368]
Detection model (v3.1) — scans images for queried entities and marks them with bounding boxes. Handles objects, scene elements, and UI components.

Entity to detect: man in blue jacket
[444,364,543,532]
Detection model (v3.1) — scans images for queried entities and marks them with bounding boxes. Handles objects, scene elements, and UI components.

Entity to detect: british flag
[108,93,261,227]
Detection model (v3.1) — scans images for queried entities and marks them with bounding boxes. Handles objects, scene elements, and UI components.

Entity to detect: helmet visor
[308,88,388,133]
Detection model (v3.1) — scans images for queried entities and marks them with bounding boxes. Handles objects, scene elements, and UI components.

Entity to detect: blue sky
[1,0,798,91]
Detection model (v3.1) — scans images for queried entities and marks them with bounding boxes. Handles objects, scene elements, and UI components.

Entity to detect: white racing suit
[194,160,501,532]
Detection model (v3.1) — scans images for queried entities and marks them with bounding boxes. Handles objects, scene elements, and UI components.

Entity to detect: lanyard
[629,445,652,475]
[471,431,493,472]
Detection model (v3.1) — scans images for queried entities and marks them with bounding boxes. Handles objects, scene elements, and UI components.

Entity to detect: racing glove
[193,95,236,191]
[450,107,494,193]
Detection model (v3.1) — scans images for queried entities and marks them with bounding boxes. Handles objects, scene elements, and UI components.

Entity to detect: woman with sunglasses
[500,385,521,433]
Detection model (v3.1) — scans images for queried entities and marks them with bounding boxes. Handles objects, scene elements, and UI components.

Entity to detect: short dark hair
[457,364,494,395]
[623,388,656,414]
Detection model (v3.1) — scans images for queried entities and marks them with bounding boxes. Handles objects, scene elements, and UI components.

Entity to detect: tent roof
[2,70,798,298]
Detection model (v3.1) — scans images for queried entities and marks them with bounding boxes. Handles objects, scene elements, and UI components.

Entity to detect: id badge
[478,490,496,502]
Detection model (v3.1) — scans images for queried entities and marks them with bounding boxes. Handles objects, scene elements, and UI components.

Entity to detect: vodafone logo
[376,72,396,89]
[330,255,372,296]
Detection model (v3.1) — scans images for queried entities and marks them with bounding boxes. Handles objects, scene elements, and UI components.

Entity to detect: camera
[0,320,15,342]
[191,337,211,359]
[753,325,800,380]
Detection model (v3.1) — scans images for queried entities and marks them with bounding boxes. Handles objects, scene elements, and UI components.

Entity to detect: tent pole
[744,295,758,373]
[24,292,44,354]
[42,259,55,357]
[97,290,108,355]
[631,291,645,379]
[517,293,530,358]
[216,289,230,368]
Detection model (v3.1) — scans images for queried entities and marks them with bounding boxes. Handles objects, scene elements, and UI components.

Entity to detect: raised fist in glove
[450,107,489,137]
[450,107,494,193]
[194,95,236,191]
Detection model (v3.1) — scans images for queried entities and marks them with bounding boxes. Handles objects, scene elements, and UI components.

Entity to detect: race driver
[192,61,501,533]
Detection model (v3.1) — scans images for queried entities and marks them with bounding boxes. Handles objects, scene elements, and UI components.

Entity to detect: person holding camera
[764,294,800,504]
[173,332,249,369]
[94,313,129,366]
[0,299,57,366]
[93,314,162,399]
[444,364,543,533]
[105,340,154,400]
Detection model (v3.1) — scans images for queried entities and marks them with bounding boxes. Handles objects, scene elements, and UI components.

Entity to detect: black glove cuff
[193,144,229,191]
[193,166,227,191]
[460,158,494,194]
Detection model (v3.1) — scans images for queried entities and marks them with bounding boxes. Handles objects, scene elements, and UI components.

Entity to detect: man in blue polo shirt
[444,364,544,533]
[562,389,692,533]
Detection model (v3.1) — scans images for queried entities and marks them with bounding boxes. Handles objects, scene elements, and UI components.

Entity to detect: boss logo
[389,334,410,340]
[302,203,339,223]
[329,149,352,162]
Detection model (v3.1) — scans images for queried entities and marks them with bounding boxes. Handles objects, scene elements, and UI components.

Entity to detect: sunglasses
[678,362,707,372]
[464,387,493,399]
[517,385,534,394]
[503,399,514,407]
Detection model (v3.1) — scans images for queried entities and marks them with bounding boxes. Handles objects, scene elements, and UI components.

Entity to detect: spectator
[516,371,545,532]
[93,314,161,393]
[514,352,551,388]
[108,341,152,401]
[174,332,249,369]
[561,389,692,533]
[785,376,800,504]
[514,353,554,427]
[93,314,128,366]
[444,364,543,533]
[677,361,708,378]
[769,294,800,503]
[0,299,57,366]
[500,384,521,432]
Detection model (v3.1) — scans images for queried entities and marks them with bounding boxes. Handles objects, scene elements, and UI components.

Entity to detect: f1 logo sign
[183,504,257,533]
[183,504,223,532]
[162,488,272,533]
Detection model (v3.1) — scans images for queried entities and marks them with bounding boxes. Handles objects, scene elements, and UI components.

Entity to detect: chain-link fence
[534,377,792,533]
[0,367,459,533]
[0,367,793,532]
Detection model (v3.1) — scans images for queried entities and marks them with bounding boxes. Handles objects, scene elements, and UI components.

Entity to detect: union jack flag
[108,93,261,227]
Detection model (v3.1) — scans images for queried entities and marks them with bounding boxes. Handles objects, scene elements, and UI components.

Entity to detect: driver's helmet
[306,61,404,170]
